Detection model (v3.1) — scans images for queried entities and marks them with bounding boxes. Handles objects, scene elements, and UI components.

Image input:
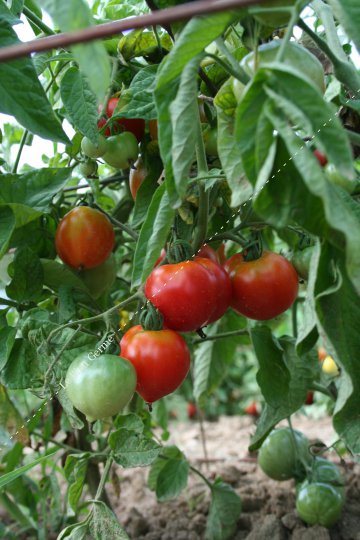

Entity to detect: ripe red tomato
[187,402,197,419]
[154,248,166,267]
[145,257,231,331]
[196,244,219,263]
[313,149,328,167]
[129,159,147,200]
[55,207,115,269]
[305,391,314,405]
[244,402,259,416]
[120,325,190,403]
[224,251,299,320]
[98,97,145,142]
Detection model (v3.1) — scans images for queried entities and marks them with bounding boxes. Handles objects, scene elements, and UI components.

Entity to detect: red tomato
[313,149,328,167]
[55,207,115,269]
[187,402,197,419]
[305,391,314,405]
[216,243,226,265]
[244,402,259,416]
[154,248,166,267]
[196,244,220,263]
[120,325,190,403]
[145,257,231,331]
[98,97,145,142]
[149,119,158,141]
[129,159,147,200]
[224,251,299,320]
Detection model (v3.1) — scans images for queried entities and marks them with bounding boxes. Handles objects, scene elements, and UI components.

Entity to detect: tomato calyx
[139,302,164,331]
[167,239,194,263]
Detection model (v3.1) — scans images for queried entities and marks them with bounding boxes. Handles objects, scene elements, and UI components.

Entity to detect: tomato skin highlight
[55,207,115,270]
[120,326,190,403]
[98,97,145,142]
[224,251,299,320]
[145,257,231,331]
[296,483,344,528]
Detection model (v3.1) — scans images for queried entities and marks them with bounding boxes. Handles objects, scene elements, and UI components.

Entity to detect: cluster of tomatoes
[258,428,345,528]
[56,201,300,421]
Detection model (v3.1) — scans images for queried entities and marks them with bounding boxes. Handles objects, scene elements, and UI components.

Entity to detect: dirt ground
[111,414,360,540]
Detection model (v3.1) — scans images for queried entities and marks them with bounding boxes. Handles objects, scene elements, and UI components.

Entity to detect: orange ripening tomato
[55,207,115,269]
[318,346,327,362]
[149,119,158,141]
[244,402,259,416]
[120,325,190,403]
[129,159,147,200]
[224,251,299,320]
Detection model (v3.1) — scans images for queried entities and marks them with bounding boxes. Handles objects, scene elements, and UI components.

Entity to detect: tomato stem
[192,329,249,344]
[215,37,250,85]
[94,455,114,501]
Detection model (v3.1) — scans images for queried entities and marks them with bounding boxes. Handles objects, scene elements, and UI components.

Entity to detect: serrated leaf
[131,183,175,288]
[60,66,99,143]
[0,21,69,143]
[109,429,161,467]
[148,446,182,491]
[6,247,43,302]
[156,456,189,502]
[64,454,88,511]
[89,501,130,540]
[206,480,242,540]
[114,413,144,433]
[39,0,110,100]
[113,65,158,120]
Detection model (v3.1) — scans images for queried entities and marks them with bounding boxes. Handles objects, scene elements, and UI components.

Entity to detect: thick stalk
[94,455,114,501]
[12,130,28,174]
[193,113,209,253]
[23,6,55,36]
[215,37,250,84]
[297,19,360,96]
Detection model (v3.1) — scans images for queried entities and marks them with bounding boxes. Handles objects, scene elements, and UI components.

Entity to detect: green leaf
[58,285,77,323]
[118,29,171,60]
[0,384,28,444]
[327,0,360,54]
[57,518,90,540]
[249,328,319,450]
[57,388,84,430]
[114,413,144,433]
[155,455,189,502]
[148,445,182,491]
[206,479,242,540]
[41,259,90,294]
[0,447,58,489]
[113,65,158,120]
[39,0,110,100]
[0,21,69,143]
[60,66,99,143]
[6,247,43,302]
[0,206,16,259]
[214,78,252,207]
[0,327,17,371]
[314,244,360,453]
[0,168,72,228]
[194,312,247,406]
[265,107,360,294]
[64,453,89,511]
[0,2,21,24]
[109,428,161,467]
[90,501,130,540]
[131,183,175,288]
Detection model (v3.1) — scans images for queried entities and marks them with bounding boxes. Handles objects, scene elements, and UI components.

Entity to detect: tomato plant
[81,135,108,158]
[55,206,115,269]
[65,352,137,421]
[80,253,117,299]
[98,96,145,141]
[145,257,231,331]
[251,0,296,28]
[224,251,299,320]
[129,158,147,199]
[258,428,311,481]
[296,483,344,528]
[120,325,191,403]
[291,246,314,281]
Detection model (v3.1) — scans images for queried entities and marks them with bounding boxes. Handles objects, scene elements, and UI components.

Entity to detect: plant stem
[205,52,249,85]
[94,455,114,501]
[189,464,212,489]
[275,2,302,62]
[62,175,128,193]
[193,111,209,253]
[23,6,56,36]
[192,329,249,344]
[215,37,250,84]
[12,130,28,174]
[33,431,83,453]
[206,232,247,246]
[292,300,298,338]
[46,292,141,345]
[310,381,336,400]
[92,204,138,241]
[297,19,360,96]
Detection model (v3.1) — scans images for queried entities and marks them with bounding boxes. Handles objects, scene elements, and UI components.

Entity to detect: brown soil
[110,415,360,540]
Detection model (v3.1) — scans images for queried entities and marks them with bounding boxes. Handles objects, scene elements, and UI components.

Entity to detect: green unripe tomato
[80,254,116,299]
[204,128,218,157]
[291,246,314,280]
[65,352,137,422]
[325,164,357,194]
[241,40,325,94]
[296,482,344,528]
[297,457,345,501]
[103,132,139,169]
[79,160,98,178]
[252,0,296,28]
[81,135,108,159]
[259,428,311,481]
